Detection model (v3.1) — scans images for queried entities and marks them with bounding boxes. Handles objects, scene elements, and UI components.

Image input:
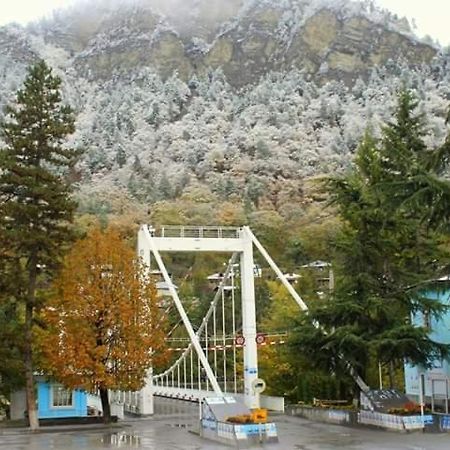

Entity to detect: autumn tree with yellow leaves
[39,227,168,422]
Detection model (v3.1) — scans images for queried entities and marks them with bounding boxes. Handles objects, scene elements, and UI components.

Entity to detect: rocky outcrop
[0,0,439,87]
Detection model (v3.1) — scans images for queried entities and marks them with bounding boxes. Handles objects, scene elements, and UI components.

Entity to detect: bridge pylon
[138,225,268,409]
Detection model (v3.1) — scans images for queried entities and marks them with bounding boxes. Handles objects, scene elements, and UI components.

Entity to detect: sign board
[256,333,266,345]
[252,378,266,394]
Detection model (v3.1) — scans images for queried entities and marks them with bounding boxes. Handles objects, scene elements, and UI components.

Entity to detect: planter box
[358,410,428,431]
[286,405,435,432]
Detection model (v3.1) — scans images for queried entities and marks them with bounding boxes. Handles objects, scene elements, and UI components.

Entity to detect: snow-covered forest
[0,0,449,217]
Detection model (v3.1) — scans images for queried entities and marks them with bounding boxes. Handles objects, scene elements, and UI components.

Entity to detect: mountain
[12,0,437,86]
[0,0,449,218]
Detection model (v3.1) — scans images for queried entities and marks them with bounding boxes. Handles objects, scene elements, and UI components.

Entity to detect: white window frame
[50,384,74,409]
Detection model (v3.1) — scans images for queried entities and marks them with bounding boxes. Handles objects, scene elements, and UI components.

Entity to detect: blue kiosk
[404,276,450,413]
[9,377,88,421]
[37,379,88,419]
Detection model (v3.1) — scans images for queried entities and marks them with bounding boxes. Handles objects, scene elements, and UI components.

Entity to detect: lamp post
[419,373,425,420]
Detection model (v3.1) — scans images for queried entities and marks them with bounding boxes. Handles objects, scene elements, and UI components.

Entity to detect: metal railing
[156,226,241,239]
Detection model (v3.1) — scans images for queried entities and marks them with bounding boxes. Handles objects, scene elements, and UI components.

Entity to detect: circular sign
[235,335,245,346]
[252,378,267,394]
[255,333,266,345]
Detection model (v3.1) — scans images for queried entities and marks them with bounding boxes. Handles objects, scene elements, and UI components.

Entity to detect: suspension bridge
[113,225,307,412]
[110,224,369,445]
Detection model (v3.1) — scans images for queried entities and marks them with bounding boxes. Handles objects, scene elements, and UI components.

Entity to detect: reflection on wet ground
[0,399,209,450]
[1,398,450,450]
[101,431,141,448]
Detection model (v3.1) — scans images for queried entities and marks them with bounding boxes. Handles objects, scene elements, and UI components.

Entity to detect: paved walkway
[1,400,449,449]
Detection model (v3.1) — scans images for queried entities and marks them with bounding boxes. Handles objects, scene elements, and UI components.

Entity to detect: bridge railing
[157,226,241,239]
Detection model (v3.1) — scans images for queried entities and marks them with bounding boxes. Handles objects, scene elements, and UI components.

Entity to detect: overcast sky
[0,0,449,45]
[376,0,449,45]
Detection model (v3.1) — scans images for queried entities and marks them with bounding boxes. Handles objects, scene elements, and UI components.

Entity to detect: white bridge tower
[135,224,321,415]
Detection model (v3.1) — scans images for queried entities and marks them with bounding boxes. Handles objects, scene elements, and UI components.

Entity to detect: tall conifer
[292,89,450,391]
[0,60,78,430]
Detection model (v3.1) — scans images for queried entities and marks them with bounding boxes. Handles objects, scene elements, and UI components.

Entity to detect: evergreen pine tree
[0,60,78,430]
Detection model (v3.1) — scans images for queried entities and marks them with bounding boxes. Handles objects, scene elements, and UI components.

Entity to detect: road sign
[235,335,245,346]
[252,378,266,394]
[255,333,266,345]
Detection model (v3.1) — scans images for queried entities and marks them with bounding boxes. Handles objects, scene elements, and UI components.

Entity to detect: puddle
[101,431,141,447]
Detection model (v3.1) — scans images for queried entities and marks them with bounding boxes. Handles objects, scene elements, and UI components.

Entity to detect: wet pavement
[1,398,449,449]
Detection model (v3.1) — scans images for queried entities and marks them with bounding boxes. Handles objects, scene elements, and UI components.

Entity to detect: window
[52,385,73,407]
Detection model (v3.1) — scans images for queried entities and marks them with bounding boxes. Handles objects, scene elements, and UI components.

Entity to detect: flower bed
[287,404,435,432]
[387,401,431,416]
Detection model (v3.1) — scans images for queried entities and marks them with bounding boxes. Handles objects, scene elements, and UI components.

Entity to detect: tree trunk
[24,302,39,431]
[25,253,39,431]
[99,387,111,423]
[389,361,395,389]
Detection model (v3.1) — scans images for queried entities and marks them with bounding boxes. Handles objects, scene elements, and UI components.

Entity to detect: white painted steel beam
[142,225,224,396]
[137,228,155,415]
[246,226,309,311]
[240,227,260,409]
[148,237,245,253]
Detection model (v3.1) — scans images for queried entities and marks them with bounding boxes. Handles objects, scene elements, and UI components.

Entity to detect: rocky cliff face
[10,0,436,87]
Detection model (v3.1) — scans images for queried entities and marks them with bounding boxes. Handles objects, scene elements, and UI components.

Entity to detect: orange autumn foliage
[38,227,168,392]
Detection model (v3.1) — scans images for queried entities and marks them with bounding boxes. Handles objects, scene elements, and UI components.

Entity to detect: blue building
[37,379,88,419]
[404,277,450,413]
[10,377,88,420]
